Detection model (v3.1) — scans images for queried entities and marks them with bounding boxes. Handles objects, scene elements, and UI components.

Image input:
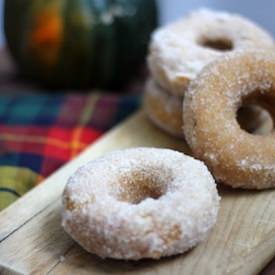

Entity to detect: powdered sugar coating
[62,148,220,260]
[183,50,275,189]
[144,79,183,137]
[148,8,275,96]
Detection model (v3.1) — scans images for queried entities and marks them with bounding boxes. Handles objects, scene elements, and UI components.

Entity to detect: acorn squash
[4,0,158,89]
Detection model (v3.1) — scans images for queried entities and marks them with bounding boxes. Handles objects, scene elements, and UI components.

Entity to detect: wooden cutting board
[1,110,275,275]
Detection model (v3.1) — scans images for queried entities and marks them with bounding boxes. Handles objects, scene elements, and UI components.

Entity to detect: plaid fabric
[0,93,140,210]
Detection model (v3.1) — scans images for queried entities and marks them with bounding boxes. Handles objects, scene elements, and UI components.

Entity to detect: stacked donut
[183,51,275,189]
[145,9,275,137]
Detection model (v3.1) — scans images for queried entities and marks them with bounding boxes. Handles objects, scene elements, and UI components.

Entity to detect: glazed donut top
[148,9,275,96]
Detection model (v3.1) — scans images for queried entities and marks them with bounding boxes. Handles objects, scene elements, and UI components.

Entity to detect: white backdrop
[0,0,275,45]
[159,0,275,35]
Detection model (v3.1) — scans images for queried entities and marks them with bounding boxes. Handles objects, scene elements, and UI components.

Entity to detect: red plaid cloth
[0,92,140,210]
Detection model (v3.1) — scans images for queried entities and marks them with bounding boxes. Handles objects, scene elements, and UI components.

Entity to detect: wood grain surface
[0,111,275,275]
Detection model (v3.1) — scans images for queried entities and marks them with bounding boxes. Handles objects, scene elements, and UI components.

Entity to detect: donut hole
[237,95,274,135]
[115,167,172,204]
[199,37,233,51]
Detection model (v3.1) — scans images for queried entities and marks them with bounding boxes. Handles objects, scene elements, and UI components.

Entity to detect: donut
[144,79,269,138]
[144,79,183,137]
[148,9,275,96]
[183,50,275,189]
[62,148,220,260]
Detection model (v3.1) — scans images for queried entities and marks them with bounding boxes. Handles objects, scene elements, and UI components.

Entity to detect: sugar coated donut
[148,9,275,96]
[144,79,268,138]
[183,50,275,189]
[62,148,220,260]
[144,79,183,137]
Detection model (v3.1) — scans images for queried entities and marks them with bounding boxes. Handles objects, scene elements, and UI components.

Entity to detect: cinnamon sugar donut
[144,79,183,137]
[62,148,220,260]
[183,50,275,189]
[144,79,268,138]
[148,9,275,96]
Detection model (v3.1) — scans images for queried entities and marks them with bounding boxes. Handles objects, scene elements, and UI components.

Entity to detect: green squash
[4,0,158,89]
